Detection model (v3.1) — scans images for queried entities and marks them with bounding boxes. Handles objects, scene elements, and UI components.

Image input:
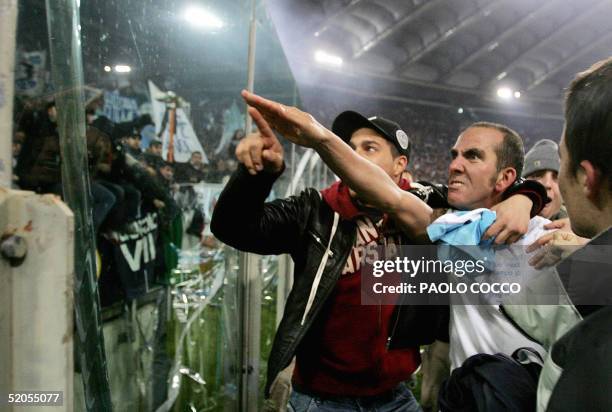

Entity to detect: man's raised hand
[241,90,329,148]
[235,107,284,175]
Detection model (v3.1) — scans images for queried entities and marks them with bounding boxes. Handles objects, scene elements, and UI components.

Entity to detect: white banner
[149,81,165,134]
[148,81,208,164]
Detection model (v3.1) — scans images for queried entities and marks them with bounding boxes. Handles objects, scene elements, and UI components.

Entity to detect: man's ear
[495,167,517,193]
[394,155,408,177]
[579,160,603,204]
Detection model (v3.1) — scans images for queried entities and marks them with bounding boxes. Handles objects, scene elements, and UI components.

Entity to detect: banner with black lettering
[99,212,160,305]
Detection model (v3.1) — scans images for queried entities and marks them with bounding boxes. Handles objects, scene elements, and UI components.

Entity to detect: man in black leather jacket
[211,99,547,411]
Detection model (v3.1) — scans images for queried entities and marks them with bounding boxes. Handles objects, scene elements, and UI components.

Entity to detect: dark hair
[389,142,401,159]
[469,121,524,176]
[564,57,612,187]
[136,114,154,128]
[150,140,162,147]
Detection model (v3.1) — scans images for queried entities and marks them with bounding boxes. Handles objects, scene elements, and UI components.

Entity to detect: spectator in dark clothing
[503,57,612,412]
[96,126,143,229]
[226,128,245,159]
[540,57,612,412]
[522,139,568,222]
[139,141,162,176]
[146,140,163,157]
[173,151,207,183]
[15,104,116,235]
[123,133,143,159]
[206,157,231,183]
[86,126,117,233]
[14,101,61,193]
[145,157,180,230]
[157,162,174,186]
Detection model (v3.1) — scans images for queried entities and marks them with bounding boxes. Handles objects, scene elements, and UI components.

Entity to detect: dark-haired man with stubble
[432,121,552,370]
[503,57,612,412]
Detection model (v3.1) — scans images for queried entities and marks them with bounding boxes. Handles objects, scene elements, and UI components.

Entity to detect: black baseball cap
[331,111,411,158]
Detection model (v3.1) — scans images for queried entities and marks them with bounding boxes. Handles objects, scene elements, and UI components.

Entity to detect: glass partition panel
[9,0,317,410]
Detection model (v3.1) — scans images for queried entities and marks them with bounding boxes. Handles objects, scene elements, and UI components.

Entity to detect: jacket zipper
[382,233,399,350]
[309,231,335,258]
[386,305,402,350]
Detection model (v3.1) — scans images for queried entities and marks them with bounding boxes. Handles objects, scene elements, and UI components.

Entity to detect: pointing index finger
[247,106,275,138]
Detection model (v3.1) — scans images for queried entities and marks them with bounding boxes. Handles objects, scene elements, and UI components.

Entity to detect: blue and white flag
[148,81,208,164]
[103,90,139,123]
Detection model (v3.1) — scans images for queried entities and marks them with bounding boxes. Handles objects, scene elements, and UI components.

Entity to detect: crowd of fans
[10,92,564,243]
[10,95,246,303]
[9,91,563,304]
[12,90,563,210]
[13,98,244,187]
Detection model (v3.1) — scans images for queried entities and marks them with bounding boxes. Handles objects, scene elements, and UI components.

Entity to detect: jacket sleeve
[211,165,312,255]
[412,178,549,217]
[409,181,449,209]
[501,178,549,218]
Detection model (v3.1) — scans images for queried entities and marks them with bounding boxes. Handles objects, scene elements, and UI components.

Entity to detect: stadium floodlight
[183,6,224,29]
[314,50,343,67]
[496,87,513,99]
[514,91,521,99]
[104,65,111,72]
[114,65,132,73]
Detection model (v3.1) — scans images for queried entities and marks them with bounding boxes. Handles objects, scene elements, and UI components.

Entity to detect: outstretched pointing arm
[243,91,432,239]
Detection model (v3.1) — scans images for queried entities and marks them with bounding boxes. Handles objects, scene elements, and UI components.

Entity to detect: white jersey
[449,215,552,369]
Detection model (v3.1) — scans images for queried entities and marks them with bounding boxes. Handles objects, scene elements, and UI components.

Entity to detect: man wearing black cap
[211,91,548,411]
[213,106,436,411]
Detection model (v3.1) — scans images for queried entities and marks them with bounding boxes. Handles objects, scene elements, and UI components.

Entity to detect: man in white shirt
[434,122,551,368]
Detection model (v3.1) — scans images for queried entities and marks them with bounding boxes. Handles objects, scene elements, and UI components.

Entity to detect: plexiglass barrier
[6,0,336,410]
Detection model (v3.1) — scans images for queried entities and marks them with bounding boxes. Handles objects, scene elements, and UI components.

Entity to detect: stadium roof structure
[18,0,612,119]
[267,0,612,117]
